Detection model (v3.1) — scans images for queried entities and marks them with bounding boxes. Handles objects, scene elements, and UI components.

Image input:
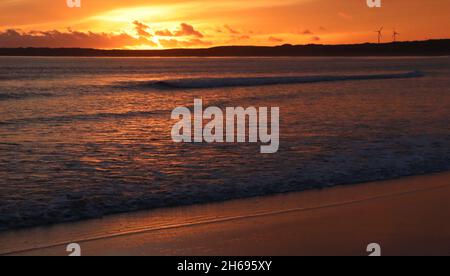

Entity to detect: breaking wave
[117,71,424,90]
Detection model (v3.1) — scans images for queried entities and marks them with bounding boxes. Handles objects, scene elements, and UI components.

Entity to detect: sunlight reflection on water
[0,57,449,230]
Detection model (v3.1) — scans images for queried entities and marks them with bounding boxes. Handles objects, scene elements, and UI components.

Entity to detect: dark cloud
[0,29,157,48]
[224,25,240,34]
[174,23,204,38]
[268,36,284,43]
[301,29,313,35]
[311,36,321,42]
[155,23,204,38]
[133,21,152,38]
[155,29,174,36]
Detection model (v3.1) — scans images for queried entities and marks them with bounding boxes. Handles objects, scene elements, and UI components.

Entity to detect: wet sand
[1,172,449,256]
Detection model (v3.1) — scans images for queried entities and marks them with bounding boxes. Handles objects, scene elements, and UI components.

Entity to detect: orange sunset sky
[0,0,449,49]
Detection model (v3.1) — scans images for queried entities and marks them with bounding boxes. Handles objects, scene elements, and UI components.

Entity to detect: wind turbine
[375,27,383,44]
[392,29,400,42]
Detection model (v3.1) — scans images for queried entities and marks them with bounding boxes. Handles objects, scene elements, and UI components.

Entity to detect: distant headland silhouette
[0,39,449,57]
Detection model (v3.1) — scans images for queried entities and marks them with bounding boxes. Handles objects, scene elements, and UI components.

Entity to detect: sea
[0,56,449,231]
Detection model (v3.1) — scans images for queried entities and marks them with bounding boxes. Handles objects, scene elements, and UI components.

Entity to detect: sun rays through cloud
[0,0,449,49]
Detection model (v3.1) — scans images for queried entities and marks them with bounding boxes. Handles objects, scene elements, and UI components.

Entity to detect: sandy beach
[0,171,449,256]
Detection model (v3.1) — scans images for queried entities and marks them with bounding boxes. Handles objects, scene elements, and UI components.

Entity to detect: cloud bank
[0,29,154,48]
[0,22,210,49]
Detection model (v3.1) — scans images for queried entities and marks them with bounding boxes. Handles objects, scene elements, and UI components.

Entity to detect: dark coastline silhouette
[0,39,449,57]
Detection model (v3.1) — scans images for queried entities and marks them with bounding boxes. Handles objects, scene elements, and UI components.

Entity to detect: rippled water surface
[0,57,449,230]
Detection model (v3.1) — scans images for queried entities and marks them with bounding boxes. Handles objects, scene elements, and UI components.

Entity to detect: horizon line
[0,39,449,57]
[1,38,449,51]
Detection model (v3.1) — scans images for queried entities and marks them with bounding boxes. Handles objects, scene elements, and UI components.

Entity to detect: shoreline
[1,171,449,256]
